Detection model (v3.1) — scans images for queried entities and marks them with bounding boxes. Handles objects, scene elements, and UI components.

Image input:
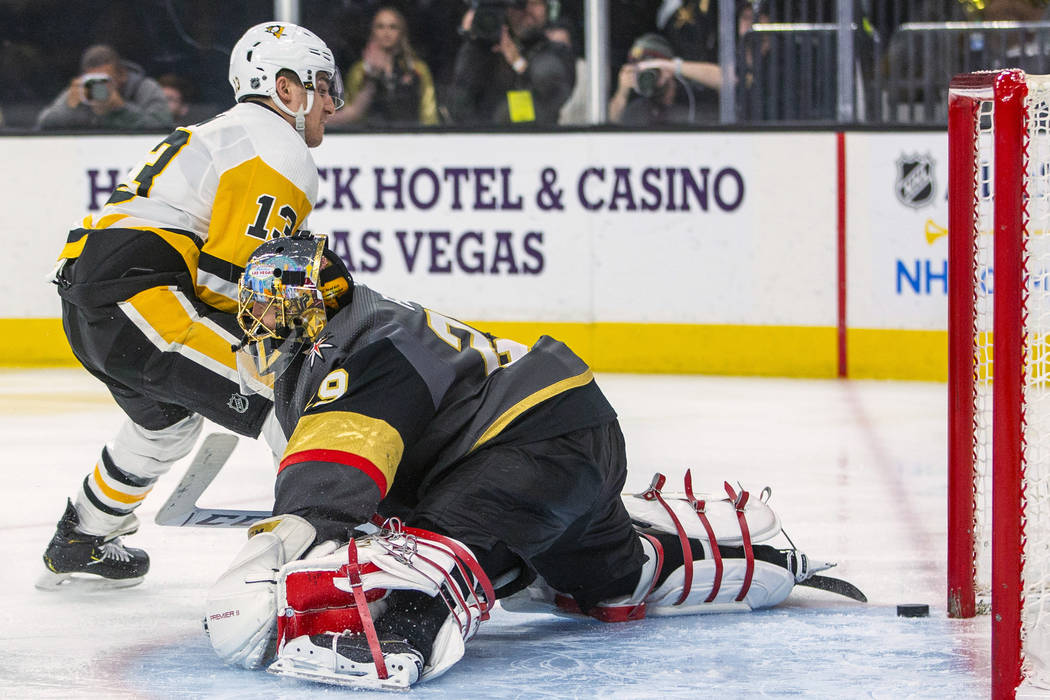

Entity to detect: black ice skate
[36,499,149,590]
[268,632,424,690]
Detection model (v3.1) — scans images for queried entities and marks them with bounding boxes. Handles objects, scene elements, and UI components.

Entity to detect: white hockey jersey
[59,101,319,313]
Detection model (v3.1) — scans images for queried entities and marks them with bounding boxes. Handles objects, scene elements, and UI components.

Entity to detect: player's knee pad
[272,520,494,684]
[108,414,204,479]
[205,514,317,669]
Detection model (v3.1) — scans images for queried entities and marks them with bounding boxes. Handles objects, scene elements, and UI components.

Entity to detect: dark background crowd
[1,0,1047,131]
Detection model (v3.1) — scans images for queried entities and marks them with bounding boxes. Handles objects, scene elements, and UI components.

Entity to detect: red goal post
[948,69,1050,698]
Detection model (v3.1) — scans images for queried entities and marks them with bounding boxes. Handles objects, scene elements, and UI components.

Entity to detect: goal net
[947,69,1050,698]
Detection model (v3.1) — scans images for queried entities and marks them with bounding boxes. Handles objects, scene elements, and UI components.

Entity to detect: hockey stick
[154,433,271,527]
[796,574,867,602]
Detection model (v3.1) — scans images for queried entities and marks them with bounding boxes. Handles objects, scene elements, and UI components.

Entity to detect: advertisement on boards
[5,132,834,329]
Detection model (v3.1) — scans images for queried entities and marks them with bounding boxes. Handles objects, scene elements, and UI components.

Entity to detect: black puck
[896,604,930,618]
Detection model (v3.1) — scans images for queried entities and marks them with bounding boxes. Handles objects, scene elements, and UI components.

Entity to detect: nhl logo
[895,153,936,209]
[227,393,250,414]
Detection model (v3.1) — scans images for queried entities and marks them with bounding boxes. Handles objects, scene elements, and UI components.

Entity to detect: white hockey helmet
[229,22,343,134]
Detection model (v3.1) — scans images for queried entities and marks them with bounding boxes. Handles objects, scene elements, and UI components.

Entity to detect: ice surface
[0,369,993,698]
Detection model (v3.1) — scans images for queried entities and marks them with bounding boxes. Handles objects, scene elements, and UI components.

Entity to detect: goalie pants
[406,420,647,611]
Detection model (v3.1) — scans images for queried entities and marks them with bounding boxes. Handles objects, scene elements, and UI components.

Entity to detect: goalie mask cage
[948,69,1050,699]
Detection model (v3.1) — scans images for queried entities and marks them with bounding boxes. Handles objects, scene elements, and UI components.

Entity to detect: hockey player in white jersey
[203,235,863,690]
[38,22,344,590]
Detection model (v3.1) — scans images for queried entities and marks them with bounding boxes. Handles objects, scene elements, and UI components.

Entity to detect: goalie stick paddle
[154,433,270,528]
[796,575,868,603]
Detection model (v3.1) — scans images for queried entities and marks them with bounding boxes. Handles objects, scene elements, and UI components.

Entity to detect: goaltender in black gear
[203,233,855,690]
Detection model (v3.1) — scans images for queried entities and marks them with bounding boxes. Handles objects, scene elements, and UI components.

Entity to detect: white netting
[968,74,1050,689]
[1021,75,1050,688]
[973,95,994,613]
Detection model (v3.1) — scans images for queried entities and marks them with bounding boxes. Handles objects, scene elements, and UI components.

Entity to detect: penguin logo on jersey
[227,393,250,414]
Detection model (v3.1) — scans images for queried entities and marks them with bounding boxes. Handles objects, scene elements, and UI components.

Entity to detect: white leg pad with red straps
[644,559,795,615]
[268,521,494,687]
[591,471,812,620]
[623,475,782,548]
[569,534,795,620]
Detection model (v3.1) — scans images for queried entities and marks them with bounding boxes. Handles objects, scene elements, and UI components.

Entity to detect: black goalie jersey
[272,284,617,529]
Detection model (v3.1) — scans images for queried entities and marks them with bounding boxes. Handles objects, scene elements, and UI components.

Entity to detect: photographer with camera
[36,44,172,131]
[447,0,575,125]
[608,33,722,126]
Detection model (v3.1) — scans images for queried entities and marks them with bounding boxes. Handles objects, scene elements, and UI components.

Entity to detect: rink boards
[0,130,948,379]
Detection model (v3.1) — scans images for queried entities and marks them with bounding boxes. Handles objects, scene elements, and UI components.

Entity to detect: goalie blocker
[205,472,856,690]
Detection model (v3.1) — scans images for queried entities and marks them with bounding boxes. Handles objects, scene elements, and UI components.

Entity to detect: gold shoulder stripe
[284,411,405,488]
[469,368,595,452]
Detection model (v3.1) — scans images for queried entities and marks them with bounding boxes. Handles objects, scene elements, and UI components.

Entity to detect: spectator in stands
[661,0,719,62]
[447,0,575,125]
[157,74,193,126]
[36,44,172,130]
[546,17,588,125]
[328,6,438,128]
[608,33,720,125]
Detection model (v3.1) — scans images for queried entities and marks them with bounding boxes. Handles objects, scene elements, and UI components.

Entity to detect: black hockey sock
[718,544,790,572]
[649,532,706,588]
[372,589,451,664]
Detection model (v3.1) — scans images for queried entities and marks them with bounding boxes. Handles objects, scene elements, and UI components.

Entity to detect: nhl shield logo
[895,153,936,209]
[227,393,250,414]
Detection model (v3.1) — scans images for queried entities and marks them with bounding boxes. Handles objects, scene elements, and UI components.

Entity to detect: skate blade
[35,567,144,592]
[267,657,412,692]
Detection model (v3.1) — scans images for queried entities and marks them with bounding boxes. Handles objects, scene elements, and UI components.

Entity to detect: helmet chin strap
[274,89,314,142]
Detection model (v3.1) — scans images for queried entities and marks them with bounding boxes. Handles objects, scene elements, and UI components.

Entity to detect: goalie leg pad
[205,514,317,669]
[270,521,494,687]
[623,471,781,547]
[645,558,795,615]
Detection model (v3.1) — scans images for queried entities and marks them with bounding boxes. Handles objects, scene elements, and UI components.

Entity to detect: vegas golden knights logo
[265,24,285,39]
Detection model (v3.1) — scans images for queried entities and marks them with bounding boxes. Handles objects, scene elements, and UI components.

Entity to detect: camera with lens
[82,73,111,103]
[635,67,661,99]
[466,0,526,45]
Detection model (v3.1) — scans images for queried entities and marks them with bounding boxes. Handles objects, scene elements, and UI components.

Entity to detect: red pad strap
[401,525,496,621]
[684,470,722,603]
[557,532,663,622]
[724,482,755,602]
[341,539,388,680]
[641,473,692,606]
